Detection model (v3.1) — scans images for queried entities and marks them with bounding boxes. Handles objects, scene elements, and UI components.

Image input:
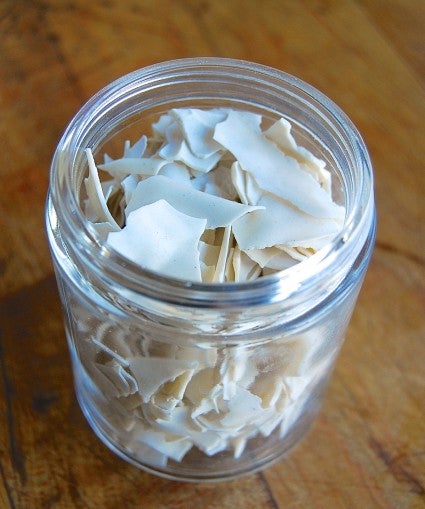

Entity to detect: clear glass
[45,58,376,482]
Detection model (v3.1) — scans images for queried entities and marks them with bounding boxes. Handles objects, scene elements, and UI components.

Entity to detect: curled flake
[214,110,344,220]
[154,407,227,456]
[95,362,138,398]
[198,240,221,268]
[265,119,332,193]
[212,226,232,283]
[151,369,196,414]
[220,347,257,400]
[250,374,286,409]
[99,157,167,177]
[278,246,311,262]
[91,338,129,367]
[230,161,249,205]
[84,149,120,231]
[184,367,219,407]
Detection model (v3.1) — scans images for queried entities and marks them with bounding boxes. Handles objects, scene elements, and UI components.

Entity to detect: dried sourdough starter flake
[213,110,344,220]
[81,107,345,465]
[84,107,344,281]
[125,174,262,229]
[107,200,207,281]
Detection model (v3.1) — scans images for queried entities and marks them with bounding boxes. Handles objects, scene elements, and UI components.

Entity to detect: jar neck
[48,58,375,316]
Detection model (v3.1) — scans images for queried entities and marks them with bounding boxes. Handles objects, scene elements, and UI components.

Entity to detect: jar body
[49,236,372,481]
[46,58,375,482]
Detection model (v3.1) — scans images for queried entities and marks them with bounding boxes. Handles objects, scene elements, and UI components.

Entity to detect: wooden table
[1,1,424,507]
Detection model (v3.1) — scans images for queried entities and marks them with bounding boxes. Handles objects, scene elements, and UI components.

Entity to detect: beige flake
[170,107,225,159]
[214,110,344,220]
[99,157,167,177]
[265,118,331,192]
[125,175,262,229]
[233,192,341,251]
[107,200,206,281]
[128,356,198,403]
[84,149,121,230]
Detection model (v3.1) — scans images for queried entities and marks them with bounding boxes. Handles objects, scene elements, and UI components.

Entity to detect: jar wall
[48,213,374,481]
[46,58,375,481]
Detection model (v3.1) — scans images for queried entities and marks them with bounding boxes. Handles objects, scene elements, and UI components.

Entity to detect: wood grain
[0,0,424,507]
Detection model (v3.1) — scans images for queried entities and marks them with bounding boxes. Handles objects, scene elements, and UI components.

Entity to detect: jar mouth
[49,57,375,308]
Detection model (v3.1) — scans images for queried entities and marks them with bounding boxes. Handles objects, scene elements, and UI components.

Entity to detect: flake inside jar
[83,107,344,282]
[81,107,345,466]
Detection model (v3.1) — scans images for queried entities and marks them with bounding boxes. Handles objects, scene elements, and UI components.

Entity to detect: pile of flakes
[84,108,345,282]
[81,108,345,466]
[82,318,333,467]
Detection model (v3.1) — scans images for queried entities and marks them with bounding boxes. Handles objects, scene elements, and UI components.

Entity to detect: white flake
[132,427,193,462]
[152,113,174,138]
[128,356,198,403]
[213,110,344,220]
[175,346,217,368]
[95,362,137,397]
[90,363,124,398]
[159,120,222,172]
[198,241,221,269]
[232,246,262,281]
[99,157,167,177]
[265,119,331,192]
[219,387,264,429]
[184,367,219,406]
[191,164,239,201]
[258,410,285,437]
[122,135,147,159]
[91,338,129,366]
[170,107,226,158]
[125,175,262,229]
[212,226,232,283]
[107,200,207,281]
[90,221,119,239]
[245,247,298,271]
[158,162,192,182]
[232,192,341,251]
[151,369,195,413]
[84,149,120,230]
[153,406,227,456]
[220,348,257,400]
[127,440,168,468]
[120,174,139,205]
[250,374,285,409]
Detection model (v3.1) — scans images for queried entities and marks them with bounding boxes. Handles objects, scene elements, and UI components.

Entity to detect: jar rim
[48,57,375,308]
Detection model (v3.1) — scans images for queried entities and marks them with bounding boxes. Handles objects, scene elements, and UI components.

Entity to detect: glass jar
[45,58,376,482]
